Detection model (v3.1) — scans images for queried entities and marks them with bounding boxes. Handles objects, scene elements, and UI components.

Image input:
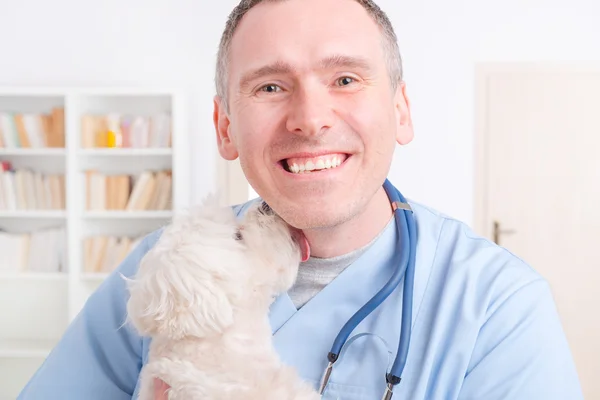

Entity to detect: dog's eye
[260,202,273,215]
[234,230,243,241]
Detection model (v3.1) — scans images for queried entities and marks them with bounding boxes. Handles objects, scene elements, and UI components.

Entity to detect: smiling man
[214,0,409,261]
[17,1,583,399]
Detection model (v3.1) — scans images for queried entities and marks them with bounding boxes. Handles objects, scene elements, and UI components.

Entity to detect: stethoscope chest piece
[318,360,334,394]
[382,382,395,400]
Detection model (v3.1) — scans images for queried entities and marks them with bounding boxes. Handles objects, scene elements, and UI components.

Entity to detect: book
[85,170,171,211]
[0,227,66,273]
[0,108,65,149]
[80,112,171,149]
[0,162,65,211]
[83,234,143,273]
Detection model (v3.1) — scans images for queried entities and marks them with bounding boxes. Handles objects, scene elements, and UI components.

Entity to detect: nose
[285,83,335,137]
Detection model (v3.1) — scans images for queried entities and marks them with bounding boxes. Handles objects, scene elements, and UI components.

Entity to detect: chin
[278,202,356,231]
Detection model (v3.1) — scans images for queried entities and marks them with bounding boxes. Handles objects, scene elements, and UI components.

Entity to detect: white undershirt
[288,216,394,309]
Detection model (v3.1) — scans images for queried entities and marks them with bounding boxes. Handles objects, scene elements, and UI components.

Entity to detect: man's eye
[337,77,355,86]
[259,84,281,93]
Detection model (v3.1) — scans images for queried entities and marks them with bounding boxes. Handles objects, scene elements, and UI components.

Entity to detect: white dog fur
[125,196,320,400]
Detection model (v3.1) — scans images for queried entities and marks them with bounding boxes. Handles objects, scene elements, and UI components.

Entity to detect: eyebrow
[318,54,373,72]
[238,54,374,91]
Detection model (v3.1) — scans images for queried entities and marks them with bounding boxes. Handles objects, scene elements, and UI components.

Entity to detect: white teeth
[286,156,345,174]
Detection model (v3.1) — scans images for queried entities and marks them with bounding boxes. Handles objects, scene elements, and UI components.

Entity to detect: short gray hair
[215,0,403,112]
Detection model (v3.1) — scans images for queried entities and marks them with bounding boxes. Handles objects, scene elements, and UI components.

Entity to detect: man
[18,0,583,399]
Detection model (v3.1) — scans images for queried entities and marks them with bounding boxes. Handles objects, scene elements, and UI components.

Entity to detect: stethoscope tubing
[319,179,417,397]
[389,182,417,382]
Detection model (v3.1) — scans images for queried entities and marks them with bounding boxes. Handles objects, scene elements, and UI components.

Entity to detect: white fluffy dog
[125,197,320,400]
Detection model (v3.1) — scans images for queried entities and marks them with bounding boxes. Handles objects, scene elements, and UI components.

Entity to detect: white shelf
[80,273,109,281]
[0,149,66,157]
[0,211,67,219]
[0,272,67,281]
[0,339,56,358]
[78,148,172,157]
[0,86,191,395]
[83,211,173,219]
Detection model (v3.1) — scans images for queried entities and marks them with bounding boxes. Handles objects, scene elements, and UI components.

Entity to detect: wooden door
[475,64,600,399]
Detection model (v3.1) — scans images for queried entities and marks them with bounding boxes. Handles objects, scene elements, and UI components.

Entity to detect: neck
[303,186,393,258]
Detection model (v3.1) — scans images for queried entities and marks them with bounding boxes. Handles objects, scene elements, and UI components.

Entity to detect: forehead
[228,0,386,80]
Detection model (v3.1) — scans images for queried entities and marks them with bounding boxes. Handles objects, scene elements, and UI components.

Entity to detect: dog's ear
[125,244,235,340]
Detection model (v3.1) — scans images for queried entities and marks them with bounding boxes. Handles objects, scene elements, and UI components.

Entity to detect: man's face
[215,0,413,230]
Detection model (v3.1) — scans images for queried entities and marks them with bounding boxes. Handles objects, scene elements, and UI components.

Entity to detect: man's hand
[154,378,170,399]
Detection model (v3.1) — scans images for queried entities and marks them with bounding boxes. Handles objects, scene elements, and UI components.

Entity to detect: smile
[281,153,349,174]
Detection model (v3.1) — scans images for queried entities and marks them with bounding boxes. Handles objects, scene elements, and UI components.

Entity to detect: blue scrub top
[17,199,584,399]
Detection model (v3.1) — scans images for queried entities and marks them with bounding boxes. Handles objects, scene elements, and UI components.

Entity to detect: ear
[213,95,239,161]
[394,81,414,145]
[125,235,234,340]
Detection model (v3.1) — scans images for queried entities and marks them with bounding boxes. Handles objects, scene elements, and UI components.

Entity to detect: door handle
[493,220,516,245]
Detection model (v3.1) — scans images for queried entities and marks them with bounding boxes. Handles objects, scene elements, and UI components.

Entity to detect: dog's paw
[139,359,215,400]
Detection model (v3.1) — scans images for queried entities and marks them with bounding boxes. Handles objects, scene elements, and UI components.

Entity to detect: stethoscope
[318,179,417,400]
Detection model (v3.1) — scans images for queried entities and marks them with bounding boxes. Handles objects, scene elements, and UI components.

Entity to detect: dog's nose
[234,229,243,241]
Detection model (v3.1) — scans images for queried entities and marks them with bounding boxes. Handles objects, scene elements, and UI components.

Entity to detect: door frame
[216,156,249,206]
[473,61,600,240]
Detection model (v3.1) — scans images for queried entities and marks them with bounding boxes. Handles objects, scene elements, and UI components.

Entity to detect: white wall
[1,0,599,225]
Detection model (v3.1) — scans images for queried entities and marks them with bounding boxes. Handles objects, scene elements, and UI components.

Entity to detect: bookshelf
[0,87,190,399]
